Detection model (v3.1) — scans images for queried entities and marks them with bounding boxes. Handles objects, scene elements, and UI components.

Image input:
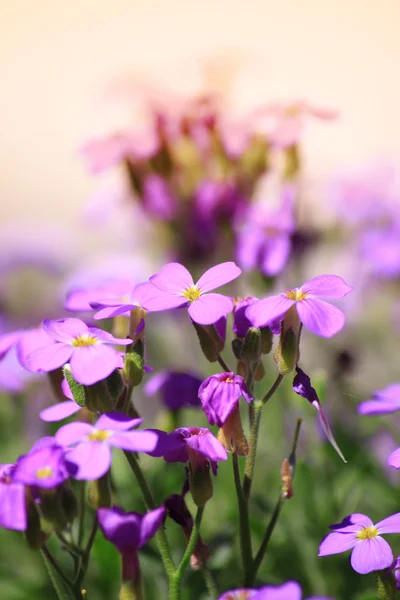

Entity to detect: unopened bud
[260,326,273,354]
[106,369,124,400]
[241,327,261,362]
[25,500,48,550]
[254,360,266,382]
[191,322,224,363]
[63,366,85,407]
[217,406,248,456]
[60,482,79,523]
[236,360,247,379]
[231,338,243,360]
[189,463,213,507]
[88,472,112,509]
[39,489,69,532]
[280,458,294,499]
[84,381,113,413]
[273,307,301,375]
[123,351,145,387]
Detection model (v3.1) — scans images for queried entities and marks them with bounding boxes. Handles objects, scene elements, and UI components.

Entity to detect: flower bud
[217,406,249,456]
[60,482,79,523]
[189,462,213,507]
[84,381,113,413]
[106,369,124,400]
[123,350,145,387]
[240,327,261,362]
[191,322,224,362]
[254,360,266,382]
[88,472,112,509]
[231,338,243,360]
[273,307,301,375]
[39,489,70,532]
[24,499,48,550]
[63,365,85,407]
[260,326,273,354]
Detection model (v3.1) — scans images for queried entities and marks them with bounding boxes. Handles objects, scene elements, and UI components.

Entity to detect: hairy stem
[217,355,231,373]
[232,451,253,583]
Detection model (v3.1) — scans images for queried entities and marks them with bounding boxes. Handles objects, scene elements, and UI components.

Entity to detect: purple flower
[236,187,295,277]
[0,464,27,531]
[55,413,158,480]
[19,318,131,386]
[144,370,202,411]
[90,281,159,321]
[40,377,81,422]
[149,427,227,475]
[358,384,400,416]
[198,373,252,427]
[65,278,134,313]
[98,505,165,589]
[388,556,400,589]
[13,441,69,489]
[319,512,400,574]
[144,262,241,325]
[218,581,333,599]
[246,275,352,338]
[292,367,346,462]
[233,297,259,338]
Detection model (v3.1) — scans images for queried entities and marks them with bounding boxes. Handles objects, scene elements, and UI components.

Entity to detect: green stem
[243,374,284,502]
[202,566,218,600]
[376,573,393,600]
[261,373,284,406]
[248,418,303,585]
[170,505,204,600]
[249,493,284,584]
[124,451,176,577]
[77,483,86,548]
[232,451,252,583]
[242,405,262,502]
[217,355,231,373]
[75,516,98,591]
[41,546,78,600]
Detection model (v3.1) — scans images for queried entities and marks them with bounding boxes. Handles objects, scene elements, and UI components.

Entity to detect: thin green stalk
[242,404,262,502]
[77,483,86,547]
[75,516,98,591]
[248,419,303,585]
[170,505,205,600]
[261,373,284,406]
[41,545,78,600]
[217,355,231,373]
[243,374,284,502]
[202,566,218,600]
[124,451,176,577]
[232,451,252,582]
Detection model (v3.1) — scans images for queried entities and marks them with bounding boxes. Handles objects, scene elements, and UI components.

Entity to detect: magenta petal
[109,430,158,452]
[93,305,131,320]
[56,422,94,446]
[96,412,143,431]
[236,227,264,271]
[296,298,345,337]
[40,401,81,422]
[66,442,112,480]
[253,581,302,600]
[196,262,241,293]
[88,328,131,346]
[69,345,120,386]
[350,537,393,574]
[185,432,227,462]
[0,482,27,531]
[188,294,233,325]
[301,275,352,298]
[138,506,166,548]
[318,531,357,556]
[22,342,72,373]
[359,398,400,415]
[388,448,400,469]
[0,331,22,360]
[150,263,193,294]
[330,513,373,533]
[313,401,346,462]
[376,512,400,533]
[246,294,295,328]
[139,288,188,312]
[43,318,88,343]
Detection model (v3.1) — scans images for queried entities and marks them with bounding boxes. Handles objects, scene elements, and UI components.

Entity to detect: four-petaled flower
[55,413,158,480]
[198,373,252,427]
[13,439,69,489]
[19,318,131,386]
[246,275,352,338]
[318,512,400,574]
[143,262,241,325]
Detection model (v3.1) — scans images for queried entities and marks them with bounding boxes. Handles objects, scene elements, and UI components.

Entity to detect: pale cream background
[1,0,399,227]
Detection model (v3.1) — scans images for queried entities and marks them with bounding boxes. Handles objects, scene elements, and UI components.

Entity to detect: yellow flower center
[285,288,307,302]
[182,286,201,302]
[357,525,379,541]
[36,466,54,480]
[71,334,98,347]
[87,429,111,442]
